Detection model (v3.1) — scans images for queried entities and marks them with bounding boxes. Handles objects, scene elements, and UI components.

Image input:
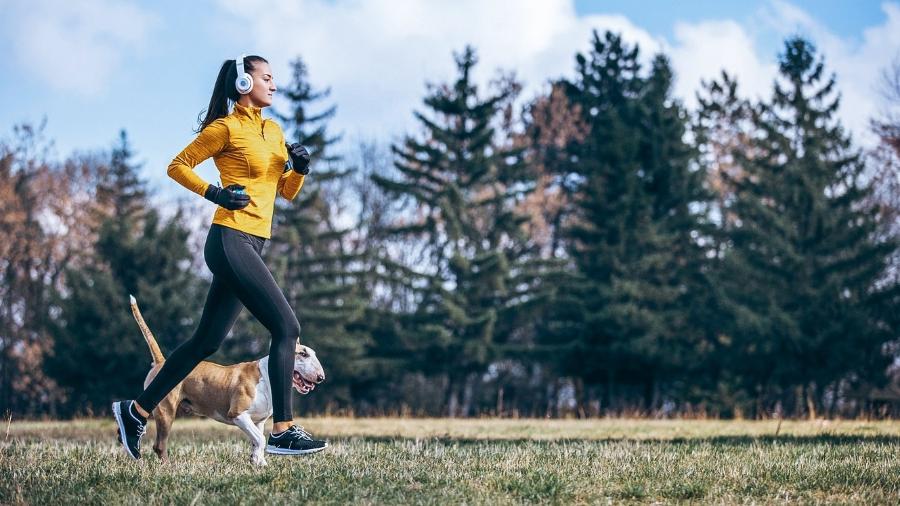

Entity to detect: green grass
[2,417,899,504]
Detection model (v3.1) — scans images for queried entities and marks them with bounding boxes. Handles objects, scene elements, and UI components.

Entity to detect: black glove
[204,183,250,211]
[286,142,311,175]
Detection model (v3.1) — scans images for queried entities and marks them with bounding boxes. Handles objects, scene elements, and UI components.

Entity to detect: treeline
[2,32,898,419]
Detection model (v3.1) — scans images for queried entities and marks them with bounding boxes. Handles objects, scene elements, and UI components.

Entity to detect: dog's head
[292,341,324,395]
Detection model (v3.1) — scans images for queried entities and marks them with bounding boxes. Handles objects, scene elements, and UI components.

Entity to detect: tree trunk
[754,384,764,420]
[806,382,818,420]
[574,377,586,418]
[460,373,475,417]
[545,381,555,418]
[825,381,836,418]
[446,374,460,418]
[604,369,614,416]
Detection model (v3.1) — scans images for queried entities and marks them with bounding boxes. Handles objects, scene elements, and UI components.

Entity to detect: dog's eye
[300,352,308,357]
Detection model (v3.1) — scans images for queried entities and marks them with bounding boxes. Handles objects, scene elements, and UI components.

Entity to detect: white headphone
[235,54,253,94]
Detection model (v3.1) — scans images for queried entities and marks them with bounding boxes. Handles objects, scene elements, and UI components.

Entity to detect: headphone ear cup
[235,73,253,94]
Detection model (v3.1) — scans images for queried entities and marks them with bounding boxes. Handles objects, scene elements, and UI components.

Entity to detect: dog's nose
[316,374,325,384]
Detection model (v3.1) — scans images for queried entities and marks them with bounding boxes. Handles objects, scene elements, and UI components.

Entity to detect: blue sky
[2,0,898,203]
[575,0,886,43]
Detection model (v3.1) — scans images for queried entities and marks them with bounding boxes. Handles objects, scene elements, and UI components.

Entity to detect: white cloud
[212,0,898,150]
[753,0,900,144]
[668,20,778,109]
[5,0,159,97]
[213,0,664,142]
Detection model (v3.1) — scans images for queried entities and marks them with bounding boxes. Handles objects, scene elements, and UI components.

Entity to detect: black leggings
[135,223,299,422]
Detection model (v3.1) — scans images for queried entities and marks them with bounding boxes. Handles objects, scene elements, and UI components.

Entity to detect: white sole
[265,442,328,455]
[112,402,140,460]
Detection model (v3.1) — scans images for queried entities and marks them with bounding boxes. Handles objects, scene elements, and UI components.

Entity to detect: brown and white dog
[127,295,324,466]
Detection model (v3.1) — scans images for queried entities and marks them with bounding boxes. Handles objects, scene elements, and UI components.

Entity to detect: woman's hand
[204,183,251,210]
[286,143,311,175]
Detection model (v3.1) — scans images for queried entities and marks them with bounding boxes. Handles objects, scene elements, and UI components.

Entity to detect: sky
[2,0,899,202]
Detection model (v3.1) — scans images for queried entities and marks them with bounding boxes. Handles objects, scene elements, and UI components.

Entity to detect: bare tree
[516,82,588,259]
[869,55,900,286]
[0,121,113,417]
[1,123,61,416]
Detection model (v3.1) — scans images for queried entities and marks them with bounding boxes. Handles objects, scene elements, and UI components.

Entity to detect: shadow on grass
[323,433,900,447]
[6,423,900,449]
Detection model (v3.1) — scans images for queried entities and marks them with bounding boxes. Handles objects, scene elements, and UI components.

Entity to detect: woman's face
[247,61,276,108]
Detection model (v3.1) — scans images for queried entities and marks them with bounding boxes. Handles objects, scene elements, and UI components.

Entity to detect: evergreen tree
[721,37,898,417]
[372,46,556,415]
[694,71,760,415]
[47,131,202,415]
[549,31,712,413]
[695,71,754,235]
[636,54,718,407]
[256,56,371,412]
[94,130,148,224]
[273,57,341,165]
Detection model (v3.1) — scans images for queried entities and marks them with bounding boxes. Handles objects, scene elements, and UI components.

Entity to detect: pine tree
[694,71,760,415]
[551,31,649,411]
[94,130,148,224]
[47,131,202,414]
[695,71,754,235]
[273,57,341,165]
[372,46,555,416]
[721,37,898,417]
[550,31,713,413]
[257,56,371,411]
[635,54,717,407]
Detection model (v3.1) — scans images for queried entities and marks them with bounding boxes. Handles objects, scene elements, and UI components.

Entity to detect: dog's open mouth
[292,370,316,394]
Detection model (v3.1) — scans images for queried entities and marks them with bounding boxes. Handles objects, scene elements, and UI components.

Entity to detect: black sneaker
[265,424,328,455]
[112,400,147,460]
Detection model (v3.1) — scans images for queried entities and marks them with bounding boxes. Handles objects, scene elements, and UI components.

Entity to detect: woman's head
[196,55,276,132]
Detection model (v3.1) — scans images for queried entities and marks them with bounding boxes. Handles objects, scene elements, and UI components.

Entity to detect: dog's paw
[251,453,268,467]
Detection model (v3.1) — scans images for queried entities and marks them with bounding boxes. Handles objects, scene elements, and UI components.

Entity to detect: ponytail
[195,55,268,133]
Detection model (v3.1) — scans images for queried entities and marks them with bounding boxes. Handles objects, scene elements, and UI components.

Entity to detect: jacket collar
[233,101,263,122]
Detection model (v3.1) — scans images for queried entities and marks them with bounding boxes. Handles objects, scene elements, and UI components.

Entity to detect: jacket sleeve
[166,120,229,197]
[277,134,306,201]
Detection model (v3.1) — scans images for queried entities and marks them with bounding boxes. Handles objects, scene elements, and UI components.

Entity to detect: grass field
[2,416,899,504]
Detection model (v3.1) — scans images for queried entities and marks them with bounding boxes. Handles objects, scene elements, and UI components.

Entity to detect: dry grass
[2,417,899,504]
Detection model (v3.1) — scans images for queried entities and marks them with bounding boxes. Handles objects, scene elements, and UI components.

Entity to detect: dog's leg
[233,412,267,467]
[256,418,268,464]
[153,393,179,463]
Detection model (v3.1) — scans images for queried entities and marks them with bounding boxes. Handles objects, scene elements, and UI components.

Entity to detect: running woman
[112,54,326,459]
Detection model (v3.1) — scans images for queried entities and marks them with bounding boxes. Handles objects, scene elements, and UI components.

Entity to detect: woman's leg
[134,274,243,414]
[208,225,300,424]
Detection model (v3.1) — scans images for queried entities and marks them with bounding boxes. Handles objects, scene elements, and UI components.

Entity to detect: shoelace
[127,403,147,438]
[288,425,313,441]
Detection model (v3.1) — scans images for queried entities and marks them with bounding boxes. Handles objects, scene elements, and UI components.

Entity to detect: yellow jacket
[167,101,305,239]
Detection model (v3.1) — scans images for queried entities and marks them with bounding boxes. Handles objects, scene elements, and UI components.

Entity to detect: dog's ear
[295,338,302,354]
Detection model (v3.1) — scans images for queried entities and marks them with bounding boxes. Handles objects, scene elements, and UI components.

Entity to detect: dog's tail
[130,295,165,365]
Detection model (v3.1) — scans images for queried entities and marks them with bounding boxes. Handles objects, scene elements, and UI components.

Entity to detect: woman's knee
[270,316,301,344]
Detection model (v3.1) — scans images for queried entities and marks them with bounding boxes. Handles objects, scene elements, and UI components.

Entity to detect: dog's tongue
[292,371,316,393]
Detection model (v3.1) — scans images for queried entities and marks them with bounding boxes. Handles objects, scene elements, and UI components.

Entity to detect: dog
[126,295,324,466]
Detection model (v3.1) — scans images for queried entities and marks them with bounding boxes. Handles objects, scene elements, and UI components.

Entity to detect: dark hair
[195,55,268,133]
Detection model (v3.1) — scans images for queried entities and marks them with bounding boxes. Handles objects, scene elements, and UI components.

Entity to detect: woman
[112,54,325,459]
